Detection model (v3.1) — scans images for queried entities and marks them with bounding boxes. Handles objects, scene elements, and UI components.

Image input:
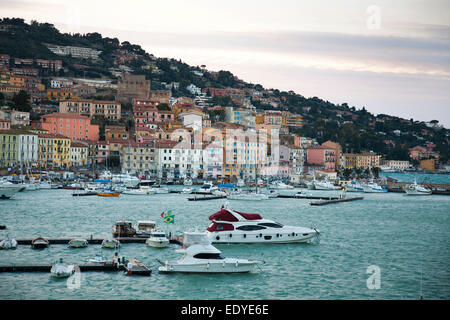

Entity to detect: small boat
[38,180,52,189]
[182,187,193,194]
[97,192,120,197]
[345,181,364,192]
[183,178,193,186]
[50,258,75,278]
[146,230,169,248]
[135,220,156,237]
[122,188,150,195]
[88,251,108,264]
[313,178,336,191]
[227,189,269,201]
[31,237,49,249]
[102,238,120,249]
[68,238,88,248]
[112,220,137,238]
[403,180,432,195]
[0,182,24,199]
[237,179,246,187]
[158,232,262,273]
[258,188,279,198]
[0,234,18,250]
[362,181,388,193]
[197,181,218,194]
[150,185,169,194]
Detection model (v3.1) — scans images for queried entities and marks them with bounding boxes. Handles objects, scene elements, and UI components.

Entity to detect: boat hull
[208,230,318,244]
[158,261,258,273]
[146,239,169,248]
[0,186,23,199]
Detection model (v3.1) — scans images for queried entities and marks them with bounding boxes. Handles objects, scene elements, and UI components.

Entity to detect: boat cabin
[112,221,136,238]
[136,220,156,232]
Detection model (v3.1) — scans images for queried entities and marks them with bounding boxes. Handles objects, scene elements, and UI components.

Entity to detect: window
[193,253,225,260]
[258,223,283,228]
[236,225,267,231]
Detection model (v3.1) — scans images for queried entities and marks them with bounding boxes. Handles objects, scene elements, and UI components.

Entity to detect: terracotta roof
[38,133,70,139]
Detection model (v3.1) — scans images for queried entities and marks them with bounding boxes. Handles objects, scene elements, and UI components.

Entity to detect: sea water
[0,175,449,300]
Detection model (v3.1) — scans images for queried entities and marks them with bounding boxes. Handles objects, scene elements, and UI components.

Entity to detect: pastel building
[306,146,336,172]
[41,113,99,141]
[59,99,121,120]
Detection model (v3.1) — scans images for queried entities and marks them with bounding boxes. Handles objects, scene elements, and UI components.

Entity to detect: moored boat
[158,232,261,273]
[146,230,169,248]
[68,238,88,248]
[112,220,137,238]
[0,234,18,250]
[50,258,75,278]
[97,191,120,197]
[102,238,120,249]
[206,206,320,244]
[31,237,49,249]
[403,180,432,195]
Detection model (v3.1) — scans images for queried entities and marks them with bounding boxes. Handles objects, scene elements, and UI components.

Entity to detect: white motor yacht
[269,181,293,189]
[313,178,336,190]
[150,185,170,194]
[158,232,261,273]
[237,179,246,187]
[345,181,364,192]
[111,172,140,187]
[38,180,52,189]
[227,189,269,201]
[146,230,169,248]
[403,180,432,195]
[258,188,279,198]
[182,187,193,194]
[50,258,75,278]
[0,234,18,250]
[206,206,320,244]
[68,238,88,248]
[197,181,218,194]
[362,181,388,193]
[0,182,24,199]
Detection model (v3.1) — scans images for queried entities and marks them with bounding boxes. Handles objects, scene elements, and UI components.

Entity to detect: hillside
[0,17,448,163]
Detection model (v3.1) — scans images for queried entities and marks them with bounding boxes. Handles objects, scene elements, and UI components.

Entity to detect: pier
[188,195,227,201]
[9,236,183,246]
[387,182,450,195]
[0,263,122,273]
[310,196,364,206]
[278,194,340,200]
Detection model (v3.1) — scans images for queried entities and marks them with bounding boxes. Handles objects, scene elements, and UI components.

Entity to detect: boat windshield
[193,253,225,260]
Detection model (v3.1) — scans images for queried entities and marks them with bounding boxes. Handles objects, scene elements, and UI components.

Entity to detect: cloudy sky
[1,0,449,127]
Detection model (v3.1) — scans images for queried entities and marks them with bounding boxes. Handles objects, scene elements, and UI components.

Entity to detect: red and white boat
[206,206,320,244]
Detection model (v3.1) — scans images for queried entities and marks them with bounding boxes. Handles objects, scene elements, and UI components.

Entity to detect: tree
[372,167,380,179]
[343,168,353,180]
[12,90,31,112]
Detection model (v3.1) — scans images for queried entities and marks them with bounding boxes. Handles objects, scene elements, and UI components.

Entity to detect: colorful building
[41,113,99,141]
[306,146,336,172]
[0,131,18,167]
[59,99,122,120]
[38,133,71,168]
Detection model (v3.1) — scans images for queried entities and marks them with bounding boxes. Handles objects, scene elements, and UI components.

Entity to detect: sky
[1,0,449,127]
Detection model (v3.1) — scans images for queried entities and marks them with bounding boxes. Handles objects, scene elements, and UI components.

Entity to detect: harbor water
[1,178,449,300]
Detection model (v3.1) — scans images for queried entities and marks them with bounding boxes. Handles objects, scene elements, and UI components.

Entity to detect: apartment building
[59,99,121,120]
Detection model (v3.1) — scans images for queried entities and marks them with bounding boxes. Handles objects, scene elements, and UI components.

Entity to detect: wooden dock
[0,263,121,273]
[310,196,364,206]
[188,195,227,201]
[8,236,183,246]
[278,194,340,200]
